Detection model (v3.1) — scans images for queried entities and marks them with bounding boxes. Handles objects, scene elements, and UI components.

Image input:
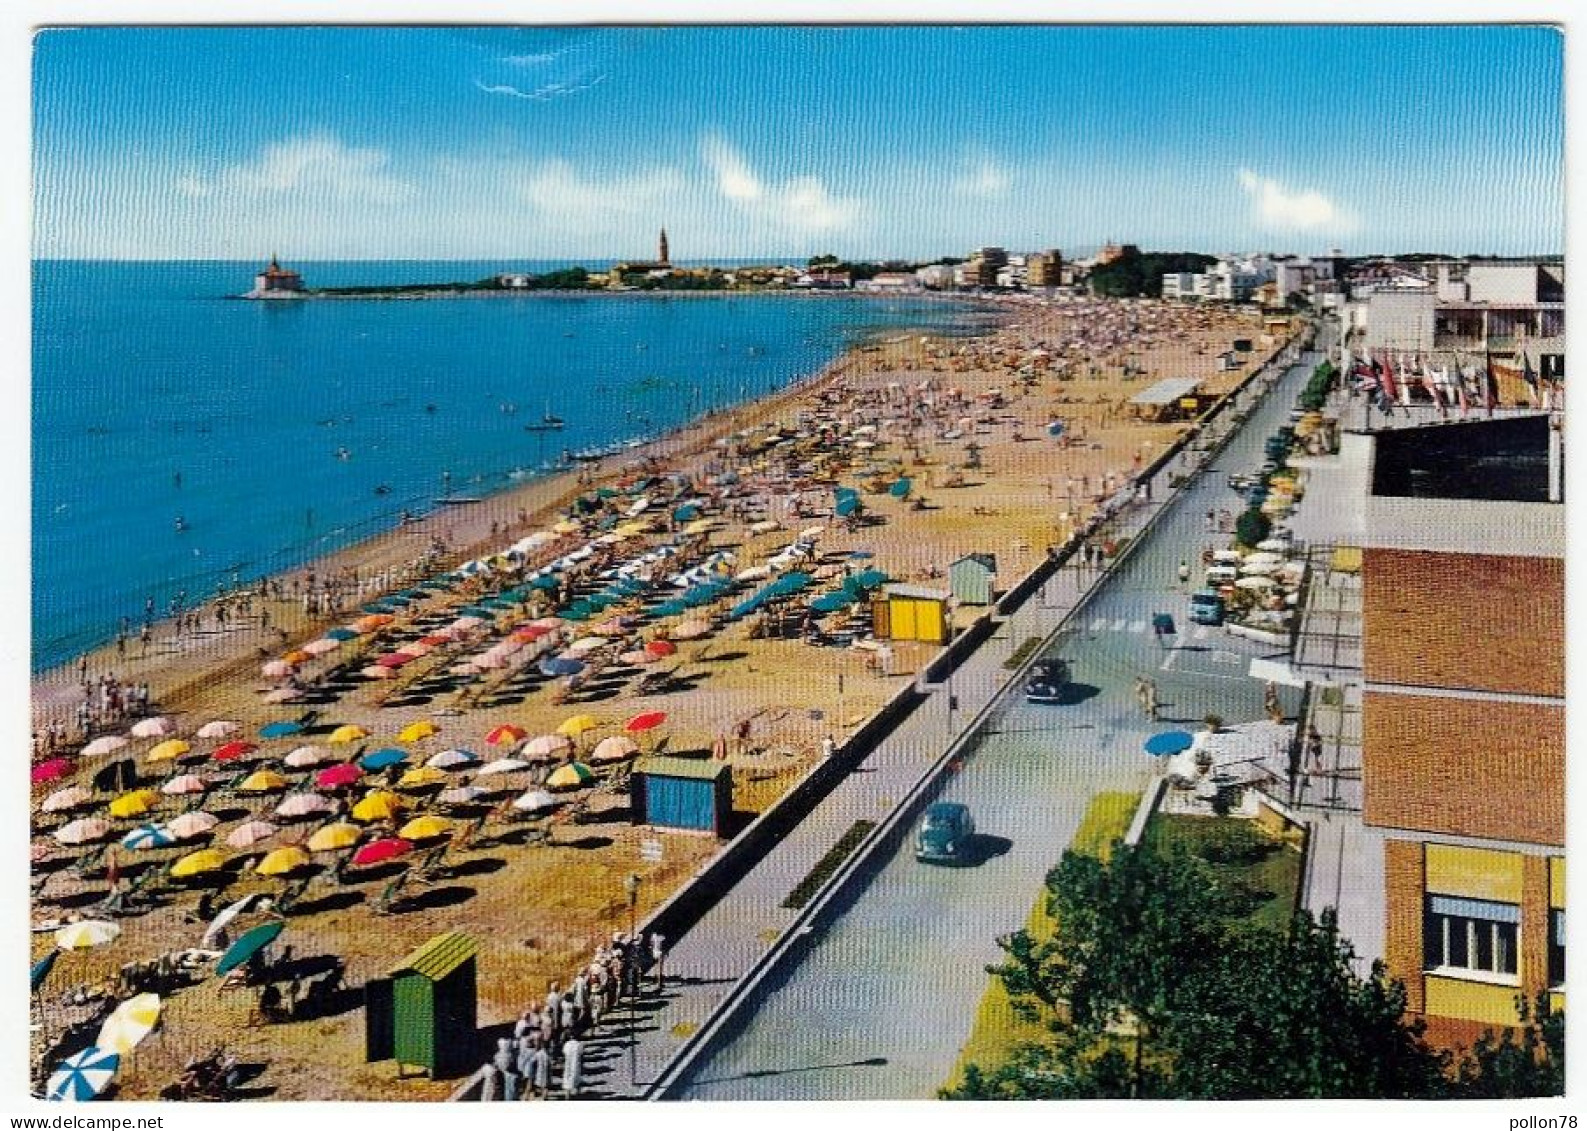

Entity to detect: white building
[916,264,956,290]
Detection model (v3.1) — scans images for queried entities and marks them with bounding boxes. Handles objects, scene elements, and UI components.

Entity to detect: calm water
[33,260,991,671]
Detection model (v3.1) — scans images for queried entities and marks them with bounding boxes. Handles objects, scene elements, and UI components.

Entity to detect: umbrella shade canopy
[619,649,658,666]
[547,762,595,790]
[225,820,279,849]
[108,789,159,819]
[361,666,398,680]
[96,993,162,1056]
[307,822,362,852]
[54,817,114,845]
[539,657,585,677]
[485,724,528,746]
[302,637,341,655]
[256,846,313,876]
[145,739,191,763]
[512,789,559,814]
[31,951,58,993]
[121,823,177,851]
[398,719,439,743]
[352,837,412,867]
[316,764,364,789]
[327,725,369,745]
[212,741,257,762]
[350,790,405,822]
[82,736,130,758]
[437,785,491,806]
[889,477,913,498]
[215,921,284,976]
[259,721,303,739]
[238,770,288,794]
[165,811,219,840]
[56,920,121,950]
[130,717,175,739]
[31,758,74,784]
[1235,575,1277,590]
[397,766,446,789]
[359,748,409,772]
[591,735,639,763]
[398,815,452,841]
[426,748,480,770]
[170,848,229,878]
[42,785,94,813]
[645,640,677,658]
[46,1046,120,1102]
[475,757,530,777]
[275,792,332,819]
[1144,731,1197,756]
[625,711,668,733]
[557,714,601,737]
[160,774,208,796]
[523,735,572,759]
[196,720,241,739]
[284,745,330,768]
[671,619,712,640]
[263,688,305,704]
[261,660,296,678]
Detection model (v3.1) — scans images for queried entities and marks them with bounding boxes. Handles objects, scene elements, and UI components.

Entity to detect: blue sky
[32,25,1563,260]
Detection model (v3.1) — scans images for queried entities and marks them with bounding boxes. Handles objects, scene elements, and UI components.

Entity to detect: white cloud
[700,133,861,234]
[474,74,607,101]
[1237,168,1355,232]
[174,174,211,198]
[517,158,683,229]
[953,154,1010,199]
[504,51,559,66]
[180,133,413,204]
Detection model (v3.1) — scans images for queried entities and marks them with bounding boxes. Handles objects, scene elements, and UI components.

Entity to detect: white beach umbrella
[164,811,219,840]
[475,757,531,777]
[54,817,113,845]
[275,792,332,819]
[512,789,559,814]
[196,721,241,740]
[130,717,176,739]
[284,745,330,768]
[41,785,94,813]
[159,774,208,797]
[81,736,129,758]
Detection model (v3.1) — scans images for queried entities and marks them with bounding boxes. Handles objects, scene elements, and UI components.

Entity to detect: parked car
[916,802,975,864]
[1025,657,1072,704]
[1205,564,1239,586]
[1189,590,1226,626]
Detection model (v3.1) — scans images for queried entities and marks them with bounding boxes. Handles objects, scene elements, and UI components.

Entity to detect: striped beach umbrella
[121,823,177,851]
[96,993,162,1056]
[46,1046,120,1102]
[55,920,121,950]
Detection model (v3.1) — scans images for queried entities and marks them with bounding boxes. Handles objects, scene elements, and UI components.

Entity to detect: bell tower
[658,227,670,266]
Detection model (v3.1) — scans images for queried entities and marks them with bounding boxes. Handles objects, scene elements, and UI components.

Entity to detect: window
[1549,909,1565,988]
[1424,896,1519,979]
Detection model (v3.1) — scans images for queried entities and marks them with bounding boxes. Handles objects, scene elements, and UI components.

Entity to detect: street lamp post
[623,872,640,1090]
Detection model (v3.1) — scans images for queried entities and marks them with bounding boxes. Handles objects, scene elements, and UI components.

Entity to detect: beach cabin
[1129,377,1203,423]
[364,931,478,1079]
[873,584,951,644]
[948,554,997,606]
[631,757,733,836]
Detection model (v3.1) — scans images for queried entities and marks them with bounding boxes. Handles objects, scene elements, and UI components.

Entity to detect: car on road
[1189,590,1226,626]
[915,802,975,864]
[1024,657,1072,704]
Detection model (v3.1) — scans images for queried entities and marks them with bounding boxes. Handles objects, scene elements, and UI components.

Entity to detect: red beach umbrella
[317,763,364,789]
[212,741,258,762]
[32,758,74,784]
[625,711,668,733]
[486,724,528,746]
[376,653,413,668]
[645,640,678,658]
[351,837,412,868]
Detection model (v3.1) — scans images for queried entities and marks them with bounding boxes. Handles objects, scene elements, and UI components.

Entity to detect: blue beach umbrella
[259,721,303,739]
[672,503,701,523]
[540,656,586,678]
[121,823,177,851]
[31,951,58,994]
[1144,731,1196,757]
[889,477,913,499]
[327,628,359,642]
[835,496,860,518]
[1047,420,1066,438]
[46,1046,120,1102]
[530,575,560,590]
[360,748,409,772]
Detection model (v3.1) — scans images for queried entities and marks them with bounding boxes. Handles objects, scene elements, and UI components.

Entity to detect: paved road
[670,345,1326,1100]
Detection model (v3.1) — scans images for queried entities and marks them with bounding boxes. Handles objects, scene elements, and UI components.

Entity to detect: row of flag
[1342,346,1561,417]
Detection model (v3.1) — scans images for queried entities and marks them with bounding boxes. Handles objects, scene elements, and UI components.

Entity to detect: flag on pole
[1379,351,1398,403]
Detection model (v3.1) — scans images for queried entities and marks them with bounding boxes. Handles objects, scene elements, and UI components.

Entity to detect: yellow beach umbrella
[108,789,159,819]
[350,789,405,823]
[55,919,121,950]
[238,770,288,794]
[398,815,453,841]
[256,846,313,877]
[328,725,368,745]
[547,762,596,790]
[97,993,162,1056]
[396,766,446,790]
[682,518,717,536]
[146,739,191,763]
[307,822,362,853]
[552,519,581,534]
[170,848,228,878]
[398,719,439,743]
[557,714,601,739]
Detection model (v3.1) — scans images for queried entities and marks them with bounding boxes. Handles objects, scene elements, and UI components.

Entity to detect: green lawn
[1142,813,1303,933]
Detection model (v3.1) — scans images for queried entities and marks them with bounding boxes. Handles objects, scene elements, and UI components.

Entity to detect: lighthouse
[658,228,670,266]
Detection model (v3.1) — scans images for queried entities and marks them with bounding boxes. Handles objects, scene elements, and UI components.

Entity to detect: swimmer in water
[175,516,188,533]
[336,447,351,461]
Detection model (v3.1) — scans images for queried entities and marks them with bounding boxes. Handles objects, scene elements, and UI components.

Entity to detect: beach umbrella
[397,766,446,790]
[565,637,607,656]
[375,653,413,668]
[108,789,159,819]
[226,820,279,849]
[353,614,395,634]
[889,477,913,499]
[1144,731,1197,757]
[327,725,368,745]
[360,748,409,772]
[259,721,303,739]
[1235,575,1277,590]
[284,745,330,769]
[539,656,585,678]
[215,921,284,976]
[485,724,528,746]
[145,739,191,763]
[476,757,531,777]
[31,951,58,993]
[523,734,573,760]
[734,565,772,583]
[619,649,659,666]
[308,823,361,853]
[160,774,208,796]
[399,815,452,842]
[272,792,331,821]
[165,811,219,840]
[512,789,559,814]
[1255,538,1291,553]
[547,762,596,790]
[398,719,439,743]
[302,637,341,656]
[41,785,94,813]
[212,741,257,762]
[92,760,139,794]
[82,736,129,758]
[672,619,712,640]
[263,688,305,704]
[255,846,313,877]
[362,665,398,680]
[130,717,175,739]
[45,1047,120,1102]
[317,763,364,789]
[196,720,240,739]
[645,640,677,658]
[425,748,480,771]
[96,993,162,1056]
[238,770,288,794]
[283,649,313,665]
[799,525,826,540]
[437,785,491,807]
[120,823,176,851]
[326,628,359,642]
[591,735,639,763]
[352,838,412,867]
[31,758,74,784]
[55,920,121,950]
[350,790,404,822]
[261,660,296,679]
[625,711,668,734]
[169,848,228,878]
[557,714,601,738]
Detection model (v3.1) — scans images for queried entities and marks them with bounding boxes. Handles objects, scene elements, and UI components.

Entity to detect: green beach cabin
[364,930,478,1078]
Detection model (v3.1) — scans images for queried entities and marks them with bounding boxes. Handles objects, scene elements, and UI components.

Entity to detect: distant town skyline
[33,25,1564,261]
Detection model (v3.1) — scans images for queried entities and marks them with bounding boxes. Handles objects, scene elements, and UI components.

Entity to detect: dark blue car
[916,802,975,864]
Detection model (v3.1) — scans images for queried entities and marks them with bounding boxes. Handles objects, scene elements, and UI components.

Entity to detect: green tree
[1234,508,1271,548]
[808,253,840,267]
[1453,993,1565,1097]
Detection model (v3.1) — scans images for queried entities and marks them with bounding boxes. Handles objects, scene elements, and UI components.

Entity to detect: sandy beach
[30,293,1283,1100]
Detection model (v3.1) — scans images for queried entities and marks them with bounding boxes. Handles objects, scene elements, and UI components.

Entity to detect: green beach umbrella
[215,921,285,977]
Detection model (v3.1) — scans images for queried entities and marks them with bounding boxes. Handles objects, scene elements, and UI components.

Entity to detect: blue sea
[32,260,993,672]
